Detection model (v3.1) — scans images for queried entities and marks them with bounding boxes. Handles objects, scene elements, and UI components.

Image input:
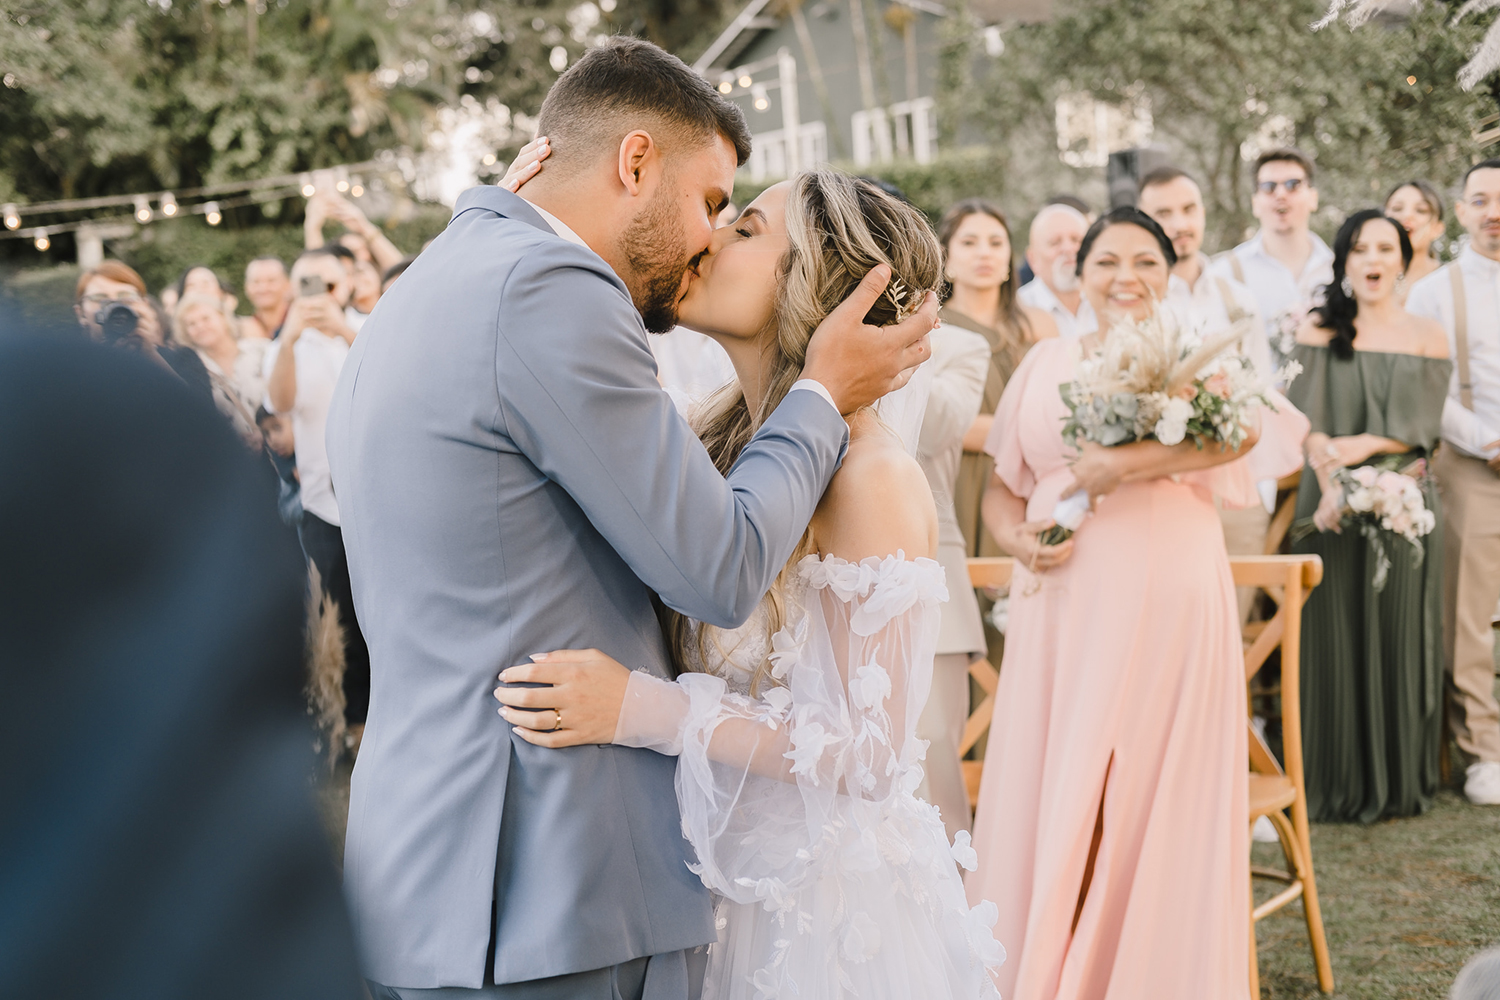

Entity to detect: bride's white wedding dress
[615,551,1004,1000]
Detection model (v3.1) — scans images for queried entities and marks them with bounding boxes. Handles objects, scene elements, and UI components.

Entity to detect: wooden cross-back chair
[962,553,1333,997]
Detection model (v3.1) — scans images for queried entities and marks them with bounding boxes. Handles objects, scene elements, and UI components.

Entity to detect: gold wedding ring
[549,708,562,732]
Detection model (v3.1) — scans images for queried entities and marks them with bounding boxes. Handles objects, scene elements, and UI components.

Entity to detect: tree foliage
[0,0,735,208]
[969,0,1497,247]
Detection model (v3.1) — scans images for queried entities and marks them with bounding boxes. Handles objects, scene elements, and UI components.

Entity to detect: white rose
[1153,397,1193,447]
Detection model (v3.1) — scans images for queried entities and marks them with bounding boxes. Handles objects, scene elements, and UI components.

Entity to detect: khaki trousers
[1434,446,1500,763]
[1219,502,1271,621]
[916,651,974,840]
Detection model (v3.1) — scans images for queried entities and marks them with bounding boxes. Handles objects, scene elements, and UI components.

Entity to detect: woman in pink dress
[965,207,1306,1000]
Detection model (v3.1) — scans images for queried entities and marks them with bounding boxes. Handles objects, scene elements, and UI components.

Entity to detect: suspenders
[1451,263,1474,410]
[1215,276,1252,325]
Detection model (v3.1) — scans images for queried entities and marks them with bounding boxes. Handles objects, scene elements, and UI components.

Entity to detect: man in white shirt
[1212,148,1334,366]
[1406,158,1500,806]
[1140,166,1292,621]
[1017,203,1096,339]
[1139,167,1273,380]
[263,248,370,729]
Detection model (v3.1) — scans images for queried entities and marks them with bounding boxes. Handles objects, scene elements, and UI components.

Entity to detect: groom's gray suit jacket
[326,186,848,989]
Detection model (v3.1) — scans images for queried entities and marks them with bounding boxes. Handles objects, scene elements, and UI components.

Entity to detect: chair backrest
[962,554,1322,797]
[1231,555,1323,787]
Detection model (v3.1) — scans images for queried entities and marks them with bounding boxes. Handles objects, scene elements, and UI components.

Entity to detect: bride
[492,163,1005,999]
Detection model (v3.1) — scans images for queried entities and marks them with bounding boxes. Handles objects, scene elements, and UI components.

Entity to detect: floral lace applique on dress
[617,552,1004,1000]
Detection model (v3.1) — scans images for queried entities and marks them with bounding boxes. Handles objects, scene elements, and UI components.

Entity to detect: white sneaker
[1252,815,1280,843]
[1465,761,1500,806]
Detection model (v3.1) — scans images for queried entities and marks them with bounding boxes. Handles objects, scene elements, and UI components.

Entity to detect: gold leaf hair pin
[883,275,918,323]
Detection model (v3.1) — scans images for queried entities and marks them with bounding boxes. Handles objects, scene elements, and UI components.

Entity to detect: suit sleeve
[917,328,989,463]
[493,248,849,628]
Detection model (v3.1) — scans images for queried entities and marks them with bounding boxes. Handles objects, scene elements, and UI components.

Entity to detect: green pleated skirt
[1290,466,1443,823]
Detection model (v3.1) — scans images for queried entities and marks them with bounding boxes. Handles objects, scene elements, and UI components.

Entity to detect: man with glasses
[1407,158,1500,806]
[1212,148,1334,367]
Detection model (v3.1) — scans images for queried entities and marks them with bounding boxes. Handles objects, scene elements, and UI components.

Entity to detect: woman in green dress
[1287,208,1452,823]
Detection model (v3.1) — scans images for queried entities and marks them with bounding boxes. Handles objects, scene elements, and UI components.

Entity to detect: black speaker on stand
[1107,146,1173,208]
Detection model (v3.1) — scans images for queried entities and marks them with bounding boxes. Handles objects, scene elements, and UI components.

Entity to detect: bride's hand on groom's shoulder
[493,648,629,747]
[498,136,550,193]
[802,264,939,415]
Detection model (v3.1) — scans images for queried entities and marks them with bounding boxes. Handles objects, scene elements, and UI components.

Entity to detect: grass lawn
[317,741,1500,1000]
[1254,784,1500,999]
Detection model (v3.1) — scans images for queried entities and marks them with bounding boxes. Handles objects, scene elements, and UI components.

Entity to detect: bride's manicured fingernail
[530,653,548,662]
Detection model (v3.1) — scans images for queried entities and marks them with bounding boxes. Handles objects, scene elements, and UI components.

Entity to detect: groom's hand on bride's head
[801,263,938,415]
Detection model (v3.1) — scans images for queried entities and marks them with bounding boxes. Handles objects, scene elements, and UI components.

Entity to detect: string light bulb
[299,173,316,198]
[718,76,733,94]
[2,204,18,230]
[738,73,752,88]
[134,196,152,223]
[752,83,770,112]
[204,201,222,226]
[159,191,178,216]
[350,183,364,197]
[32,229,49,251]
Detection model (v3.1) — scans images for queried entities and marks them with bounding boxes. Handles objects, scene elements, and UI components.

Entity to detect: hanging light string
[4,159,381,226]
[0,186,304,243]
[0,158,384,233]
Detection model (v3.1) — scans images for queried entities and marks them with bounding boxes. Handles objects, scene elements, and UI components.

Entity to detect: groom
[326,37,935,1000]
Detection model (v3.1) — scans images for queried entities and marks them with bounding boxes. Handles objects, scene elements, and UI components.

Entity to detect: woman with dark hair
[937,200,1059,707]
[940,199,1059,560]
[1287,208,1452,822]
[1384,179,1446,294]
[968,206,1303,999]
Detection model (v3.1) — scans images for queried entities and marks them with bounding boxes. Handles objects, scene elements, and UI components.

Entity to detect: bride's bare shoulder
[811,418,937,563]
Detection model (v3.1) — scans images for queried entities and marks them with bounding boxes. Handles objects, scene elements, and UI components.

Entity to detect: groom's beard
[622,187,694,334]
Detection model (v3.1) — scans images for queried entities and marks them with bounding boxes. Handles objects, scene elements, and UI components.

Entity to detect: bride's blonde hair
[663,169,942,692]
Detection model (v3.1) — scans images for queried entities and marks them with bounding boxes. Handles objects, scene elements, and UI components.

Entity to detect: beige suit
[1408,251,1500,764]
[914,323,991,838]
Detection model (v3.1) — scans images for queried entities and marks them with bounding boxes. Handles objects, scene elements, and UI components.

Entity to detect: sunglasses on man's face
[1257,179,1306,195]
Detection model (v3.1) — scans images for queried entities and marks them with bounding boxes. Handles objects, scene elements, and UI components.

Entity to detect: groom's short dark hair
[536,37,752,172]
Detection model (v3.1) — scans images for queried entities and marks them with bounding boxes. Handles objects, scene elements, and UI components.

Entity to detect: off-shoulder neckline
[1293,343,1450,363]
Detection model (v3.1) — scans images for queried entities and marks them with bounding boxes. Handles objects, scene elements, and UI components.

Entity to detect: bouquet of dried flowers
[1039,307,1298,546]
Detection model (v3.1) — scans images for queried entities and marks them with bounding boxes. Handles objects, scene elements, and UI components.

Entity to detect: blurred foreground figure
[0,326,363,1000]
[1454,948,1500,999]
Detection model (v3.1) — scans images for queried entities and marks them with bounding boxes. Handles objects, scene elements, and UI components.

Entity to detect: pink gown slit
[967,337,1304,1000]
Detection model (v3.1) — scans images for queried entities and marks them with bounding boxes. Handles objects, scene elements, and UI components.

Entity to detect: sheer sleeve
[614,554,952,900]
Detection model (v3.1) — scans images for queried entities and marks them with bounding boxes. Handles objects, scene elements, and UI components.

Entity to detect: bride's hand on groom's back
[802,263,938,415]
[494,649,630,747]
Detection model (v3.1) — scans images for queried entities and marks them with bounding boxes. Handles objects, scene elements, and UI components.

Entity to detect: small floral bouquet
[1039,307,1297,546]
[1294,458,1436,591]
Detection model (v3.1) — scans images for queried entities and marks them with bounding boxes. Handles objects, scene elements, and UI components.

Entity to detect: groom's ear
[616,130,660,198]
